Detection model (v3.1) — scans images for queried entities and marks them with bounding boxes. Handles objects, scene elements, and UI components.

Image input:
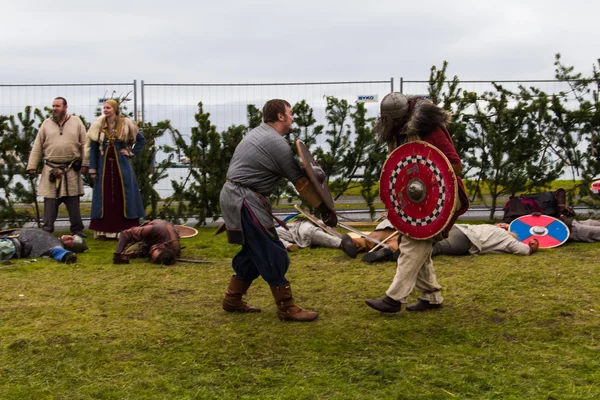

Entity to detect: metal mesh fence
[0,82,137,123]
[141,79,394,135]
[141,79,395,198]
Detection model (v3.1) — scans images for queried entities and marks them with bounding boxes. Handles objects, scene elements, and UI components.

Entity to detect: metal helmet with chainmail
[70,235,88,253]
[375,93,451,150]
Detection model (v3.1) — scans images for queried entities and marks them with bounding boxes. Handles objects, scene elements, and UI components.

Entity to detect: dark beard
[52,110,66,123]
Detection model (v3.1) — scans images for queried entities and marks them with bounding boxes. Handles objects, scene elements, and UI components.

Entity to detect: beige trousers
[385,234,443,304]
[383,187,463,304]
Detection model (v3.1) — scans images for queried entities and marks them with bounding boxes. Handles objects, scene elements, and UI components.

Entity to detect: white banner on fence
[357,95,378,103]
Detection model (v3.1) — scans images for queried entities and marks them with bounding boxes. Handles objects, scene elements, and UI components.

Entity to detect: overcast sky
[2,0,599,84]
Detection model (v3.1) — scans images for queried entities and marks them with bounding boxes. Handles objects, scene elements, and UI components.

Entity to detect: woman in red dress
[87,99,145,238]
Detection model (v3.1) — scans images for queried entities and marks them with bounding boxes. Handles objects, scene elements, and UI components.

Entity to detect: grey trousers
[310,230,342,248]
[277,222,341,249]
[42,196,84,235]
[432,226,471,256]
[570,219,600,242]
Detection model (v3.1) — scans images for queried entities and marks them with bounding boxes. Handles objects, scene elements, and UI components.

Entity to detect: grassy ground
[1,227,599,399]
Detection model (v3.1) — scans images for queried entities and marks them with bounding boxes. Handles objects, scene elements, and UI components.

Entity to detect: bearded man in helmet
[365,93,469,313]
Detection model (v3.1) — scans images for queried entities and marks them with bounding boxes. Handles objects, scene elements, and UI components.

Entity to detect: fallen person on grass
[0,228,88,264]
[113,220,181,266]
[275,219,357,258]
[364,223,538,262]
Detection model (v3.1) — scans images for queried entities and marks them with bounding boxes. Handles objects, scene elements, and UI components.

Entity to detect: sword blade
[293,205,342,238]
[176,258,214,264]
[28,175,41,228]
[337,222,387,247]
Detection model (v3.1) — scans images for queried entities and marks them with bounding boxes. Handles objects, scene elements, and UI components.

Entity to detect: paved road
[24,206,599,230]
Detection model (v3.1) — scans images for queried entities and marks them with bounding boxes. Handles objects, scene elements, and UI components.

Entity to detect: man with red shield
[365,94,469,312]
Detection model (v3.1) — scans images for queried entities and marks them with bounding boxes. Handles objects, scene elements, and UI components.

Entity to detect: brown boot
[270,284,318,322]
[222,276,261,313]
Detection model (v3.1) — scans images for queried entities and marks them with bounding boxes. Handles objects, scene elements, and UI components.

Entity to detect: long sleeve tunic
[219,123,304,244]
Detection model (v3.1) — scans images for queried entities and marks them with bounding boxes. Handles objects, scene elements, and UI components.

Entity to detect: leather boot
[365,295,402,313]
[222,276,261,313]
[406,299,442,311]
[361,247,393,263]
[270,284,318,322]
[341,234,357,258]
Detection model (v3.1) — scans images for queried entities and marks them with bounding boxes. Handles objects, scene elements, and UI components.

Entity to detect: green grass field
[1,227,599,399]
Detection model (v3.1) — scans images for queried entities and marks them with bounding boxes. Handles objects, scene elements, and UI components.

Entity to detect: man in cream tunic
[26,97,89,237]
[432,224,538,256]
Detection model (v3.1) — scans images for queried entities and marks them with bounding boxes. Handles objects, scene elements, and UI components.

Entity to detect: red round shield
[380,141,457,239]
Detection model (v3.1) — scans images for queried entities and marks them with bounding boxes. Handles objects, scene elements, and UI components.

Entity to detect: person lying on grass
[0,228,88,264]
[113,220,181,266]
[365,223,539,263]
[275,218,356,257]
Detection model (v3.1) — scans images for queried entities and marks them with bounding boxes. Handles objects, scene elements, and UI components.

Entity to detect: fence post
[141,80,145,124]
[390,77,394,92]
[133,79,138,122]
[400,77,404,94]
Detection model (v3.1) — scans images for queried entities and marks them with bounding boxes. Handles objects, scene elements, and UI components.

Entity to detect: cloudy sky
[2,0,599,84]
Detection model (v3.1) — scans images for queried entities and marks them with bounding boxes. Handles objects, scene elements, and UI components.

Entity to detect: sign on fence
[357,95,378,103]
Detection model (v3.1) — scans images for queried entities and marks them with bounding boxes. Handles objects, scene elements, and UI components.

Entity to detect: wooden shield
[380,141,457,240]
[296,140,335,211]
[509,214,569,248]
[0,228,22,236]
[175,225,198,239]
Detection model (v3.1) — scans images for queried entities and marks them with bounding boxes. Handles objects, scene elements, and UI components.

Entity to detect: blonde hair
[102,100,136,144]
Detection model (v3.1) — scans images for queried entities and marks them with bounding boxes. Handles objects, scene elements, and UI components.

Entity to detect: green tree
[467,85,558,219]
[515,86,564,191]
[0,107,45,228]
[351,103,385,219]
[132,121,178,219]
[315,97,352,197]
[551,54,600,204]
[246,104,262,130]
[165,102,222,226]
[333,102,376,198]
[427,61,480,199]
[290,100,324,152]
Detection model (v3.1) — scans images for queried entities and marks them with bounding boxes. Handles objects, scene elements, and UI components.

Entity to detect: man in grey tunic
[219,99,337,322]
